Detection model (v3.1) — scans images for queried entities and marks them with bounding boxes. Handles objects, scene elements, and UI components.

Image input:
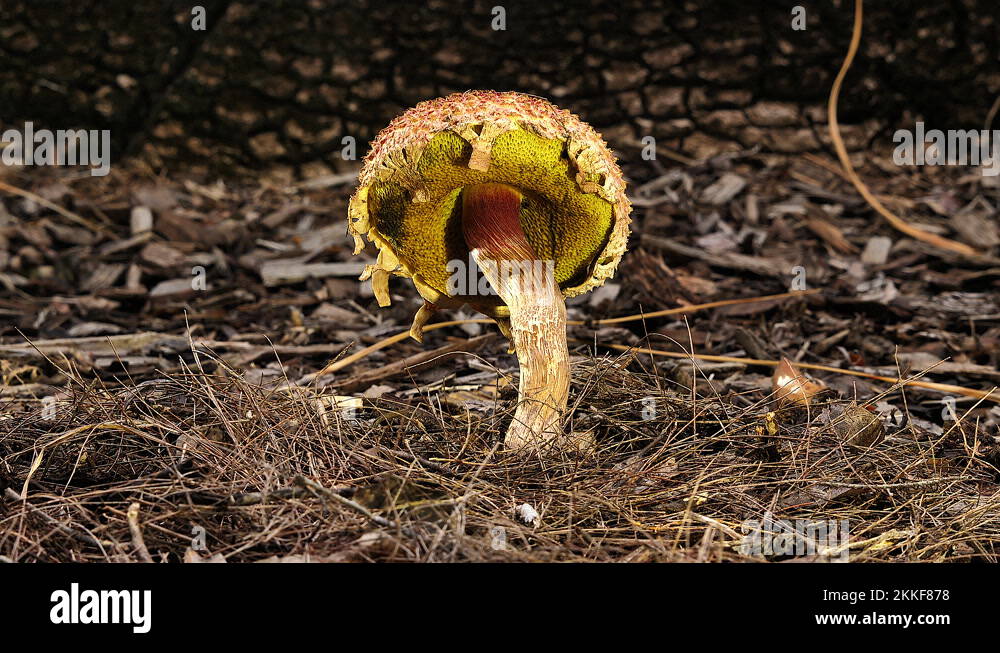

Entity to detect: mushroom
[348,91,631,453]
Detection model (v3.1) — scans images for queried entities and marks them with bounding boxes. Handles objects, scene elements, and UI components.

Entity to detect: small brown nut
[832,403,885,448]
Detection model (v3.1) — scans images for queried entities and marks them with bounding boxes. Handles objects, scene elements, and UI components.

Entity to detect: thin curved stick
[311,290,816,380]
[588,341,999,403]
[828,0,977,257]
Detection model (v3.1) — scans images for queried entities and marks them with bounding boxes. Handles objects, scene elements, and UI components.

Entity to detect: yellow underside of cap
[367,129,614,306]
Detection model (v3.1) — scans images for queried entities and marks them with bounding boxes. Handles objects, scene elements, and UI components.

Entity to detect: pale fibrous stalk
[471,249,570,452]
[463,183,575,453]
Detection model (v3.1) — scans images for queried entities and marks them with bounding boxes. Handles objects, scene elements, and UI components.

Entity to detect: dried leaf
[772,357,826,407]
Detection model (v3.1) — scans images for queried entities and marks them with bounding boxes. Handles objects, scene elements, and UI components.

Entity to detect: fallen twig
[640,234,785,277]
[294,475,407,533]
[0,179,115,237]
[586,341,1000,403]
[3,487,113,550]
[321,333,497,390]
[126,502,155,563]
[311,290,816,379]
[828,0,978,257]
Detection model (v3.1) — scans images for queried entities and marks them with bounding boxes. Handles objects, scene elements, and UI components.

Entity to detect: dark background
[2,0,999,175]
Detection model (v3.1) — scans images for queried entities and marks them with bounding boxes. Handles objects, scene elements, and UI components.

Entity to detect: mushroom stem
[472,250,570,452]
[462,183,573,453]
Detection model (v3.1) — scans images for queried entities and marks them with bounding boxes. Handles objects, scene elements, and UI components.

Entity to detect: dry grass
[2,346,999,563]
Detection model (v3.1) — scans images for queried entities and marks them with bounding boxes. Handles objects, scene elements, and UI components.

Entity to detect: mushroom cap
[348,90,631,318]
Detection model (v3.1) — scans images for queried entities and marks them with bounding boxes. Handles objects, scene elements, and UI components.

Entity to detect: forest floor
[1,147,999,562]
